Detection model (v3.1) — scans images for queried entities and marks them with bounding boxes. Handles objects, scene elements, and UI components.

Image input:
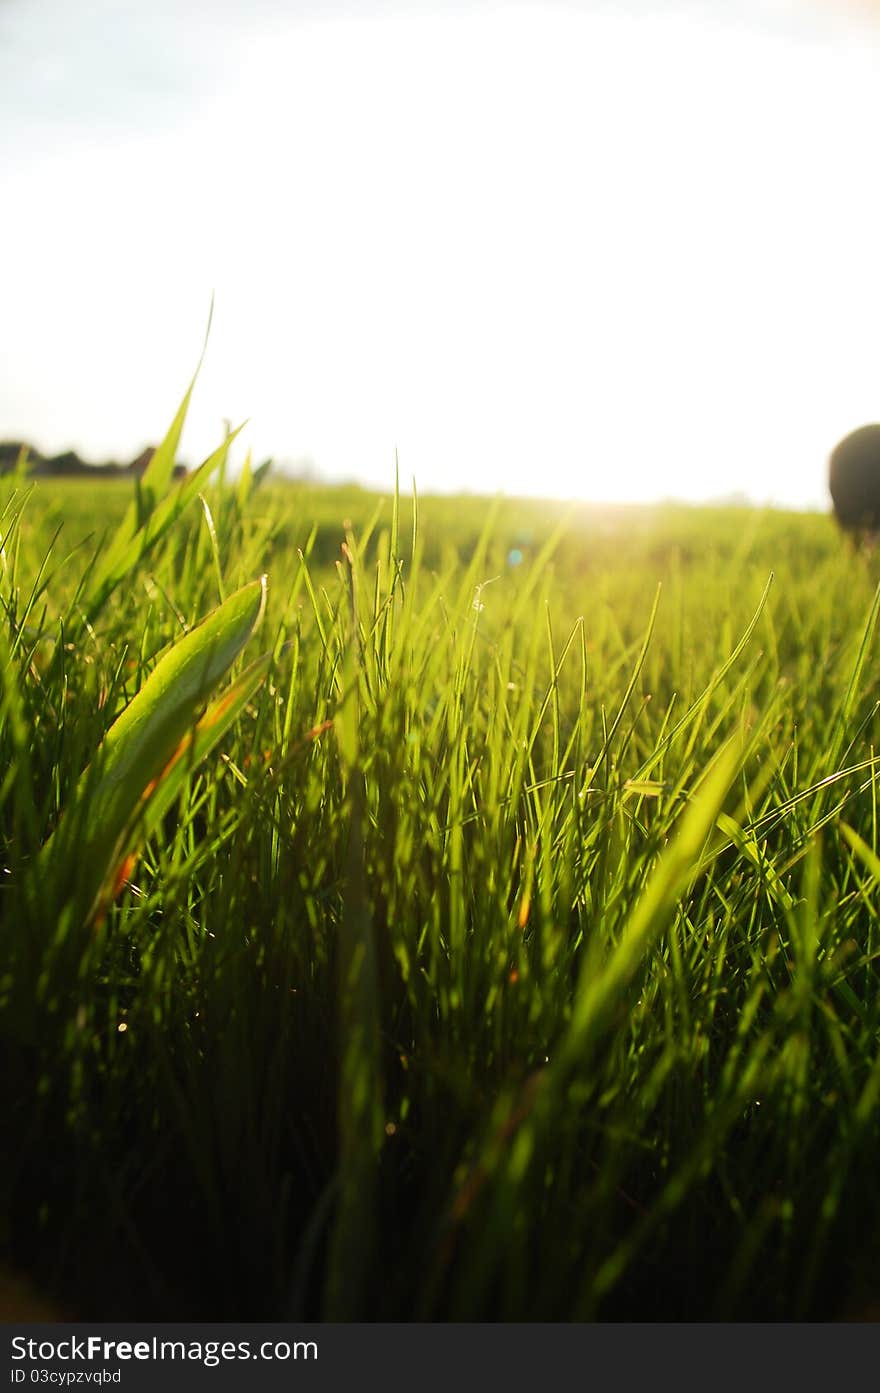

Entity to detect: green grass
[3,417,880,1321]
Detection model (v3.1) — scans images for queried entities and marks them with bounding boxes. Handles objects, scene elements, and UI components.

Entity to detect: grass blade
[40,576,267,926]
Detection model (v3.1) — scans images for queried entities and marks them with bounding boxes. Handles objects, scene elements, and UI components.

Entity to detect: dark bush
[829,423,880,532]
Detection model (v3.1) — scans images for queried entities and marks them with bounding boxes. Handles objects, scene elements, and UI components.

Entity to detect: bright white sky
[1,0,879,506]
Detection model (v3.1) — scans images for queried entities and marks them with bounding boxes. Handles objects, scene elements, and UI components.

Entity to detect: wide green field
[3,428,880,1320]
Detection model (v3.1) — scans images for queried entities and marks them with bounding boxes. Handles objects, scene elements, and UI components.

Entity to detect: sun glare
[1,1,879,505]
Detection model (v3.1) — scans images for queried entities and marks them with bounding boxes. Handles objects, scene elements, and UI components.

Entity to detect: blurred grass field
[3,423,880,1321]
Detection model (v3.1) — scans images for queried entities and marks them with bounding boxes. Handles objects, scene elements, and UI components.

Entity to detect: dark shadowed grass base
[6,1027,880,1323]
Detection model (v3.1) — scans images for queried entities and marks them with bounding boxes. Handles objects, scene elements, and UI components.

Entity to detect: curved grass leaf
[40,576,267,926]
[107,648,273,902]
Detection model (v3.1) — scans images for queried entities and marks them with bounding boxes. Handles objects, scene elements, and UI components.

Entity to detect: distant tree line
[0,441,187,480]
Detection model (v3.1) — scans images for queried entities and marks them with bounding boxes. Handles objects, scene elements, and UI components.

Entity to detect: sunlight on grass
[2,380,880,1321]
